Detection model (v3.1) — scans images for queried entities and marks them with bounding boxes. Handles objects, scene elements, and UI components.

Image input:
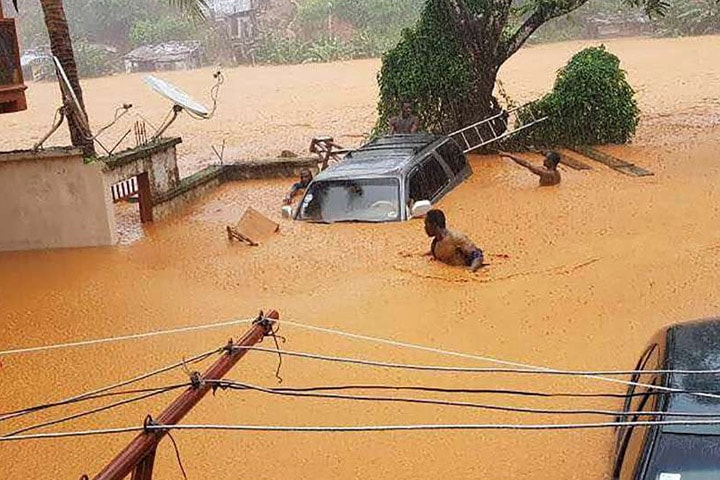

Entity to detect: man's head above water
[299,168,313,185]
[424,209,446,238]
[544,151,561,171]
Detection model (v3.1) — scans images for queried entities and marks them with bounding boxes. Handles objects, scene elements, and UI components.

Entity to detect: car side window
[408,155,451,203]
[437,140,468,175]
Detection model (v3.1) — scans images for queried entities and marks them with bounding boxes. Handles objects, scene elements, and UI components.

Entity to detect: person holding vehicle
[283,168,313,205]
[424,209,484,272]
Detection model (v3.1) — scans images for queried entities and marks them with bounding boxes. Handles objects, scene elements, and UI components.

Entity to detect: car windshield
[297,178,400,223]
[645,433,720,480]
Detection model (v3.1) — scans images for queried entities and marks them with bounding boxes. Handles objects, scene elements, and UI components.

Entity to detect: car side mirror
[281,205,293,219]
[411,200,431,218]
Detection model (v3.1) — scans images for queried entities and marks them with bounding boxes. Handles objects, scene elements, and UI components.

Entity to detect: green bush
[518,45,640,146]
[129,18,197,48]
[74,40,117,78]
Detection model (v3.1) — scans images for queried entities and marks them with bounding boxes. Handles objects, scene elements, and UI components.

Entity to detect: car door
[613,343,663,480]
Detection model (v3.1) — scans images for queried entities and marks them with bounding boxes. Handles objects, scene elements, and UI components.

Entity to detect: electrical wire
[3,385,186,438]
[233,346,720,376]
[0,348,220,423]
[145,419,720,433]
[9,417,720,442]
[274,320,720,401]
[0,317,254,356]
[239,383,709,400]
[210,380,720,419]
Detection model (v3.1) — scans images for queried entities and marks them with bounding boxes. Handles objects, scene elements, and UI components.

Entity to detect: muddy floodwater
[2,36,720,479]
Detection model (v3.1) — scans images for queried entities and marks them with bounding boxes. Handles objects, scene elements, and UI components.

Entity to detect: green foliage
[73,40,118,78]
[652,0,720,35]
[254,30,400,65]
[375,0,473,135]
[129,18,198,48]
[519,46,640,146]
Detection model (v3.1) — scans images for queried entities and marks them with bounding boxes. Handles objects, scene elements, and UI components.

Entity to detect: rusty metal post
[92,311,279,480]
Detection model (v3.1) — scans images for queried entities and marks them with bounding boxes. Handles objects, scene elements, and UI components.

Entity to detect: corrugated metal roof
[124,41,202,63]
[208,0,253,17]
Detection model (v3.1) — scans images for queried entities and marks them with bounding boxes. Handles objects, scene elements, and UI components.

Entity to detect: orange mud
[2,36,720,479]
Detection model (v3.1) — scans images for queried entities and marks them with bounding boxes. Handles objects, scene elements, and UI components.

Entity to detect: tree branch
[500,0,589,62]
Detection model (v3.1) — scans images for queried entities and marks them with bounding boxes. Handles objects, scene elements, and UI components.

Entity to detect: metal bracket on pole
[91,310,279,480]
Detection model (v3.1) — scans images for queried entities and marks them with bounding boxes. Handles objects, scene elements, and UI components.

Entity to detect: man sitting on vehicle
[283,168,313,205]
[500,151,562,187]
[424,209,484,272]
[389,101,421,135]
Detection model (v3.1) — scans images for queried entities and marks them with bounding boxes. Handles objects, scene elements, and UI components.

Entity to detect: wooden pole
[92,311,279,480]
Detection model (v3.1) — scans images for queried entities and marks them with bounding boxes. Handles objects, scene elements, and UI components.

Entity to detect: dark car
[612,318,720,480]
[290,134,471,223]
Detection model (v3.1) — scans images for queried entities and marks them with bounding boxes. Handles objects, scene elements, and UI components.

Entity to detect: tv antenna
[143,71,224,141]
[34,56,133,154]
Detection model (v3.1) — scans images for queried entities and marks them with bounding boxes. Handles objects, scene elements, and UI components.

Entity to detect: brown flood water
[2,36,720,479]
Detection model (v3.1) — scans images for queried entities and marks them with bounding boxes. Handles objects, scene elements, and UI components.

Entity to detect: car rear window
[436,140,467,175]
[408,155,450,203]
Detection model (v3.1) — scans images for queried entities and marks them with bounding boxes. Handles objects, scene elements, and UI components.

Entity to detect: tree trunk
[39,0,95,156]
[443,1,505,141]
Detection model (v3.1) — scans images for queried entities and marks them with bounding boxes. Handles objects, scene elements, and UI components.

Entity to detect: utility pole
[90,310,279,480]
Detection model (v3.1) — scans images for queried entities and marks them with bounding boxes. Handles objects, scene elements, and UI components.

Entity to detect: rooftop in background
[124,41,202,63]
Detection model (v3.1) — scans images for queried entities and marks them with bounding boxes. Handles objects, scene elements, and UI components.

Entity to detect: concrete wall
[223,157,318,181]
[0,148,116,251]
[153,165,224,221]
[103,138,181,198]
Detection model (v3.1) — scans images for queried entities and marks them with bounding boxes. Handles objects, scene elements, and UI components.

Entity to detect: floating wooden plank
[227,207,279,246]
[569,146,653,177]
[557,149,593,170]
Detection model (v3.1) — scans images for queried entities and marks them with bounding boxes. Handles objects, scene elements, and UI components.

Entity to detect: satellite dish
[144,75,210,118]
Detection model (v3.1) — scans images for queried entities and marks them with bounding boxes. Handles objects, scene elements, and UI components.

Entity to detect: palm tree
[13,0,208,157]
[38,0,93,155]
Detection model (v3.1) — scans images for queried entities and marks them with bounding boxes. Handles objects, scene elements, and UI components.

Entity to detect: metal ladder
[448,103,548,153]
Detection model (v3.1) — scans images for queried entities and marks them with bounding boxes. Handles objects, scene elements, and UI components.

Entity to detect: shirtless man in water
[424,209,484,272]
[501,151,562,186]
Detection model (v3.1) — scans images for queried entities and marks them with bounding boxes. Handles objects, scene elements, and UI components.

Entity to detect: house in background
[208,0,259,64]
[123,41,203,73]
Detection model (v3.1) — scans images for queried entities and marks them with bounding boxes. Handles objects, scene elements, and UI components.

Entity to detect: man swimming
[501,151,562,186]
[424,209,484,272]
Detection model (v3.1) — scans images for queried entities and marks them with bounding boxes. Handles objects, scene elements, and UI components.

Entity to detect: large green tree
[378,0,714,135]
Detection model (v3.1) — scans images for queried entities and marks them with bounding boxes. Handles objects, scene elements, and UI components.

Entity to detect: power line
[234,345,720,376]
[211,380,720,418]
[0,348,220,423]
[3,385,186,438]
[275,320,720,401]
[239,383,709,400]
[146,419,720,433]
[7,416,720,442]
[0,426,144,442]
[0,317,254,356]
